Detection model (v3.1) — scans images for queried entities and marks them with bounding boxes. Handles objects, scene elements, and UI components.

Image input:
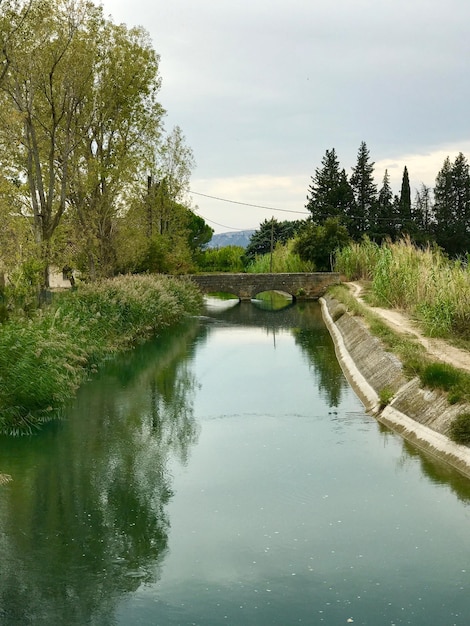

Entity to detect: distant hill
[206,229,255,249]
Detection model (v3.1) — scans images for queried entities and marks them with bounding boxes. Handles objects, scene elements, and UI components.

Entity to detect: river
[1,297,470,625]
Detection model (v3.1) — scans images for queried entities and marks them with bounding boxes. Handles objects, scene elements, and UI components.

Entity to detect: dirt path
[346,282,470,374]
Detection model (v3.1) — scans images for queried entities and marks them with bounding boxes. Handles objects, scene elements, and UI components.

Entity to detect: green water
[1,299,470,625]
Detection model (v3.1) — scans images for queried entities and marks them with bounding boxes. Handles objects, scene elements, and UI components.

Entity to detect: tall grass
[246,241,313,273]
[334,238,470,339]
[0,274,203,434]
[334,237,381,280]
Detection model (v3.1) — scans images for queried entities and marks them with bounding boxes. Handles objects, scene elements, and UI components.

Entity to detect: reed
[246,241,313,273]
[334,238,470,341]
[334,238,382,280]
[0,275,202,434]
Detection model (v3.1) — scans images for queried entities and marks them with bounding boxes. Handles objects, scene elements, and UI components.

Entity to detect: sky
[101,0,470,233]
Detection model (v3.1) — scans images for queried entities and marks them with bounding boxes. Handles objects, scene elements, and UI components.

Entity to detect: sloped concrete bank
[320,294,470,479]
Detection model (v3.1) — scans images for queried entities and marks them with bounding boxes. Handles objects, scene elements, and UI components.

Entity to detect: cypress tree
[398,166,412,235]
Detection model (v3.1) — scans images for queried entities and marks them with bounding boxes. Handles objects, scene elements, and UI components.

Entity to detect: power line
[190,190,309,215]
[190,188,412,227]
[193,209,245,231]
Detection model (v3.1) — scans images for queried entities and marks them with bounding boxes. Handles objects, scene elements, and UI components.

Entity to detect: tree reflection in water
[0,319,204,626]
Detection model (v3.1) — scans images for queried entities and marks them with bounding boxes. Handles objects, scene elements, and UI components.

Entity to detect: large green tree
[245,218,301,262]
[0,0,103,286]
[306,148,354,226]
[294,217,350,271]
[349,141,377,240]
[433,153,470,256]
[67,16,164,279]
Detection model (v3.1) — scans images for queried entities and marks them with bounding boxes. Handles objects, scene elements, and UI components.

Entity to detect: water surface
[1,299,470,625]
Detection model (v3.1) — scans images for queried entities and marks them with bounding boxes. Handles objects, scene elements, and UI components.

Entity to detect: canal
[1,298,470,625]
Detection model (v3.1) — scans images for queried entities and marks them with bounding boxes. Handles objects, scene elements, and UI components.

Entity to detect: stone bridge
[186,272,341,301]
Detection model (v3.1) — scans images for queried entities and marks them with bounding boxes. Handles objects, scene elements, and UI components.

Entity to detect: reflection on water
[0,320,202,625]
[1,302,470,625]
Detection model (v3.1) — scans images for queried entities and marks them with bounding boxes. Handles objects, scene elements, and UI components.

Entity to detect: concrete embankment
[320,294,470,479]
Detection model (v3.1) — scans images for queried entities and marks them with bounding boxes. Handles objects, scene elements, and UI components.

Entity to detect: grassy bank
[335,238,470,343]
[0,274,203,435]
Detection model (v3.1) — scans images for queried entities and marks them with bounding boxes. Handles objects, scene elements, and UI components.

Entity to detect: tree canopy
[0,0,206,290]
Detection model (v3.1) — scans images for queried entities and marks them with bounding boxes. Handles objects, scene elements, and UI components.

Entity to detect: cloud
[375,141,470,192]
[102,0,470,231]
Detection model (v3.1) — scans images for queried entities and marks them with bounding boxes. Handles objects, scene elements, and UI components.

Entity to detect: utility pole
[270,217,274,273]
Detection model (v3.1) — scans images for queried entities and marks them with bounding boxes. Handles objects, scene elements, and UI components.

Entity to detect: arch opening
[252,290,294,311]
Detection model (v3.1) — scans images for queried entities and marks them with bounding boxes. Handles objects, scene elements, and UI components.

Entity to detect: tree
[146,126,195,241]
[186,210,213,252]
[67,16,164,279]
[294,217,350,271]
[0,0,102,286]
[306,148,354,226]
[371,169,396,242]
[434,153,470,256]
[398,166,412,235]
[349,141,377,240]
[245,218,301,261]
[413,183,434,243]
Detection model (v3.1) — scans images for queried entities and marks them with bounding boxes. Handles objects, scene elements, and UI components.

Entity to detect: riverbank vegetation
[0,275,202,434]
[335,238,470,343]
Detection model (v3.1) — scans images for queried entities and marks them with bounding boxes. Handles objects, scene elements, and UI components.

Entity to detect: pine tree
[434,153,470,256]
[349,141,377,240]
[306,149,353,224]
[372,169,396,242]
[412,183,434,243]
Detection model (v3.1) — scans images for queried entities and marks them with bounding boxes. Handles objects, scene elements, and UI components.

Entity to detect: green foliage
[433,153,470,257]
[449,413,470,445]
[399,165,412,232]
[246,240,313,273]
[334,238,381,280]
[349,141,377,240]
[305,148,354,226]
[294,217,350,271]
[379,386,394,409]
[245,218,302,261]
[419,363,466,403]
[186,211,213,251]
[4,258,44,315]
[0,275,202,433]
[196,246,246,272]
[334,237,470,341]
[372,170,397,242]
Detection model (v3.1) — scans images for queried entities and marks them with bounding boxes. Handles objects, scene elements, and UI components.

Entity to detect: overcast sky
[101,0,470,233]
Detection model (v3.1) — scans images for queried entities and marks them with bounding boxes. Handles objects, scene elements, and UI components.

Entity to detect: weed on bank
[0,275,202,434]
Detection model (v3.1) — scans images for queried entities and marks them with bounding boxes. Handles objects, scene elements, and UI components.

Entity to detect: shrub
[449,413,470,445]
[379,386,394,409]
